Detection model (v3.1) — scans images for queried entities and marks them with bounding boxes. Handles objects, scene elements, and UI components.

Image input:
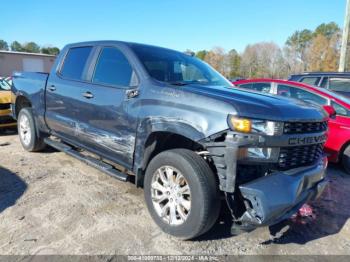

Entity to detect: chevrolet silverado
[12,41,329,239]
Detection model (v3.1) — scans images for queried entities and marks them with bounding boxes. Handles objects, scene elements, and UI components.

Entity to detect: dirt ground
[0,130,350,255]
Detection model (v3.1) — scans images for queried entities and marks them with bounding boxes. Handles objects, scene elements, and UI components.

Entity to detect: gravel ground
[0,130,350,255]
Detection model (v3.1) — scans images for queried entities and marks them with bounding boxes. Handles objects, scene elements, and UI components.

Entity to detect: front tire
[144,149,220,239]
[18,108,45,152]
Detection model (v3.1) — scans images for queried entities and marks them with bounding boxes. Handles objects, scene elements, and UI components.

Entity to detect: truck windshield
[130,44,232,87]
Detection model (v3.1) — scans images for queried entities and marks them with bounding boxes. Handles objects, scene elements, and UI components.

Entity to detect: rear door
[327,100,350,159]
[45,46,94,141]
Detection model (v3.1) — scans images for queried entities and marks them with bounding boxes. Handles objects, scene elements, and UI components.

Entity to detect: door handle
[48,85,56,91]
[82,91,94,99]
[126,89,139,99]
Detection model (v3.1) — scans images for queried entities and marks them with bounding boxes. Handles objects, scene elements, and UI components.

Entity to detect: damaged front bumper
[203,130,328,233]
[236,157,327,230]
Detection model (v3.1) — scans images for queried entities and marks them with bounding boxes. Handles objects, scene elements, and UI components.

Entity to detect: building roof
[0,50,56,57]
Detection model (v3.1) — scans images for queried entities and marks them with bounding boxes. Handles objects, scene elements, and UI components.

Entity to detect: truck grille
[278,143,324,170]
[0,103,11,110]
[283,121,328,134]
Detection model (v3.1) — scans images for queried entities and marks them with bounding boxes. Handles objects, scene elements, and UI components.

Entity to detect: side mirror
[323,105,336,119]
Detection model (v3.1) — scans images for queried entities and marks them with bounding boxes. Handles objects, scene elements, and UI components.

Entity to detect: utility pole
[339,0,350,72]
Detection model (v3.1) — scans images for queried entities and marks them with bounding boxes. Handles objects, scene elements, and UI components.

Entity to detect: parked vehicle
[0,77,16,129]
[289,72,350,98]
[12,41,329,239]
[233,78,350,174]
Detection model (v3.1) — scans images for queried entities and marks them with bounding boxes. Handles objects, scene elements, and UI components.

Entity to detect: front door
[72,46,139,168]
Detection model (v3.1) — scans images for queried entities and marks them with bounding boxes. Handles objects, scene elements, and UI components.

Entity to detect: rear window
[301,77,321,86]
[329,78,350,92]
[60,46,93,80]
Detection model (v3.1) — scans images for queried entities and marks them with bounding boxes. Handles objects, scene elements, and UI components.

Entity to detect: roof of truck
[65,40,182,53]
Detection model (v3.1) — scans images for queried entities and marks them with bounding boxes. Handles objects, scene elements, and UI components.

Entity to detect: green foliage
[10,41,23,52]
[284,21,341,72]
[0,39,9,51]
[314,22,340,38]
[227,49,241,77]
[41,46,60,55]
[286,29,313,53]
[22,42,41,53]
[195,50,207,60]
[9,40,60,55]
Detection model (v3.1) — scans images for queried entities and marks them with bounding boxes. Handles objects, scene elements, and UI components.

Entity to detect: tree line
[191,22,344,79]
[0,40,60,55]
[0,22,344,77]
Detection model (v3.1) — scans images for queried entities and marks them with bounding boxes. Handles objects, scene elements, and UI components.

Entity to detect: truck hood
[183,84,328,122]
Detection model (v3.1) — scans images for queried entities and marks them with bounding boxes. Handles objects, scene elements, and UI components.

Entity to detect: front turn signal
[229,117,252,133]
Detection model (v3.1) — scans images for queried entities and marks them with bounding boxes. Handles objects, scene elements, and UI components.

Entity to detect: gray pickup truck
[11,41,328,239]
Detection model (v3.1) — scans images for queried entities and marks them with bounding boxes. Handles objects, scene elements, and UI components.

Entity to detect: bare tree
[204,47,226,75]
[240,42,286,78]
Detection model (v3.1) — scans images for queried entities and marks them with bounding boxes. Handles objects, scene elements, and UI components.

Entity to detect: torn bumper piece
[235,157,328,230]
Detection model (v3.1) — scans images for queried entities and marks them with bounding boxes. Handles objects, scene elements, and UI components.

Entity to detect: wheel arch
[339,139,350,163]
[14,95,32,118]
[133,119,209,187]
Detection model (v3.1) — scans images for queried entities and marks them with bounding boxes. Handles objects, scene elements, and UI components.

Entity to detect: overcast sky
[0,0,346,52]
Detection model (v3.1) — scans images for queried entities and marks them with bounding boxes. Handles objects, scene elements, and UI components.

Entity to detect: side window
[328,78,350,92]
[277,84,327,105]
[301,77,321,86]
[277,85,292,98]
[331,101,349,116]
[251,83,271,93]
[320,77,329,88]
[93,47,134,87]
[144,61,167,81]
[238,83,253,89]
[60,47,93,80]
[238,83,271,93]
[0,79,11,91]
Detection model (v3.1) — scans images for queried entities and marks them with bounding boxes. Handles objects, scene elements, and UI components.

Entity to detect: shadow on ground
[0,166,27,214]
[198,165,350,244]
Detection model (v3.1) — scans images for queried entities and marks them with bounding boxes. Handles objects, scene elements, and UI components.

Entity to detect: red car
[233,78,350,174]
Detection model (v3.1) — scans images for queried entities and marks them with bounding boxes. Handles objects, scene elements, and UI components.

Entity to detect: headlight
[228,116,283,136]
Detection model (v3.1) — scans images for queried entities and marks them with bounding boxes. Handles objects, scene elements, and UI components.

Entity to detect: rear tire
[342,144,350,175]
[144,149,221,240]
[18,108,45,152]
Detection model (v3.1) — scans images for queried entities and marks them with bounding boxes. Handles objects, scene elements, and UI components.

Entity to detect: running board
[44,138,128,182]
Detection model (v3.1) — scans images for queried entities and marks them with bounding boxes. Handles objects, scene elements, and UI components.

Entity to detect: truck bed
[11,71,49,124]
